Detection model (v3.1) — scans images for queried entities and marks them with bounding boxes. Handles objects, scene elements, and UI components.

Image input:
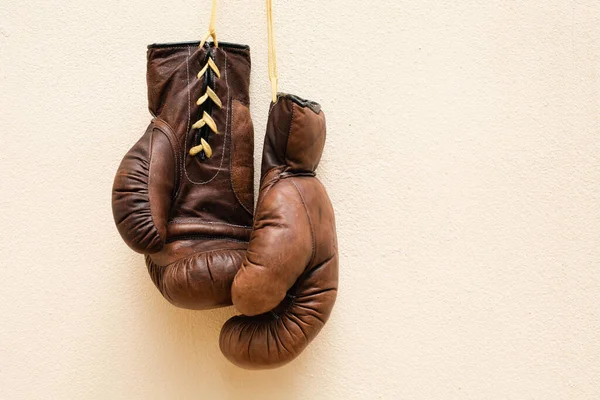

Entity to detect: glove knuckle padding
[112,122,175,254]
[231,180,312,316]
[112,43,254,309]
[146,245,246,308]
[220,95,338,369]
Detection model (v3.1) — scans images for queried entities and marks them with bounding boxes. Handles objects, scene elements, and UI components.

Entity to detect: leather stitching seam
[148,246,247,268]
[167,219,251,229]
[283,101,295,169]
[289,179,316,266]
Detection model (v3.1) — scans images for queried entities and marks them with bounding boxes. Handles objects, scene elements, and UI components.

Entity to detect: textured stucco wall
[1,0,599,398]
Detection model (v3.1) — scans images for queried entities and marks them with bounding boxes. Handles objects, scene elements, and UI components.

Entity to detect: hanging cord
[200,0,218,48]
[266,0,278,102]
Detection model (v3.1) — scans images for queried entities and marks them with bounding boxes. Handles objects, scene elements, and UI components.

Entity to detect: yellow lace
[190,0,222,159]
[199,0,218,48]
[192,111,218,132]
[196,86,222,108]
[197,58,221,79]
[190,138,213,158]
[267,0,278,102]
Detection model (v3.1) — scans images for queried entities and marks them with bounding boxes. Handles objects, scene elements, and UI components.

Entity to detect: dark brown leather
[112,42,254,309]
[220,94,338,369]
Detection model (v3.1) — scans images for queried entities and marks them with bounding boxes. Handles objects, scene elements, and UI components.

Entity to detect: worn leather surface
[220,94,338,369]
[112,42,254,309]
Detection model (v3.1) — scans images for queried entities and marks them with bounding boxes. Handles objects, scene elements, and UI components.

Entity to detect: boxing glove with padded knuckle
[112,41,254,309]
[220,94,338,369]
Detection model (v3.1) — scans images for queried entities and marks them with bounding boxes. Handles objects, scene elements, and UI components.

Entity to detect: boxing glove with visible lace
[112,41,254,309]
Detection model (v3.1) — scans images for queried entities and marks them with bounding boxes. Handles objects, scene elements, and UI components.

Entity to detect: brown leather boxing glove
[112,41,254,309]
[219,94,338,369]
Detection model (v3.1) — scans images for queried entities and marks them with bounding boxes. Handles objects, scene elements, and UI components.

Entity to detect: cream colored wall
[1,0,599,398]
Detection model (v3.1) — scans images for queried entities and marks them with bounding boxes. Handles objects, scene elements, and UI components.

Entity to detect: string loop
[200,0,218,48]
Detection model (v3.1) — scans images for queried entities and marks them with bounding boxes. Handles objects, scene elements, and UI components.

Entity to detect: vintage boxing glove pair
[111,0,337,369]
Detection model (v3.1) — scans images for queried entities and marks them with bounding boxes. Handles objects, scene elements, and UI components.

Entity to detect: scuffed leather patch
[230,99,254,214]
